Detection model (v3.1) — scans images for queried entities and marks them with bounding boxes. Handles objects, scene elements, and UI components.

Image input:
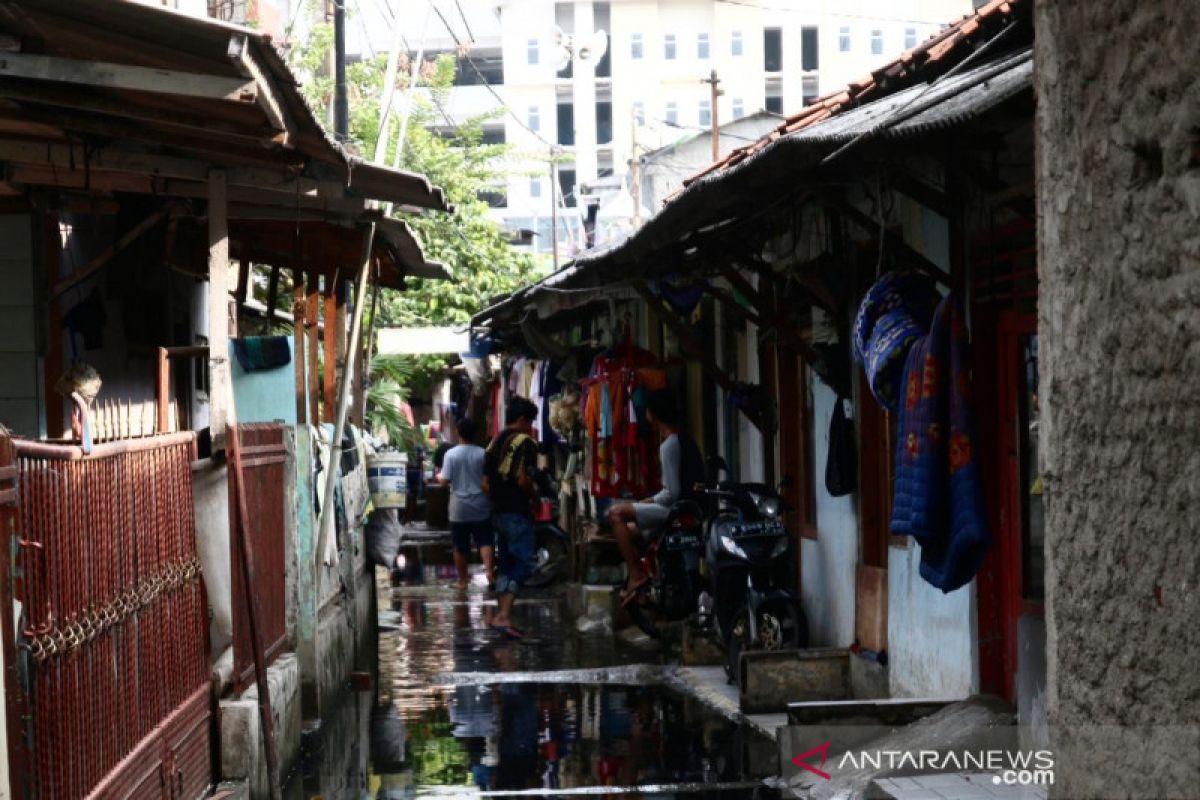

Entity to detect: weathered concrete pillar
[1035,2,1200,796]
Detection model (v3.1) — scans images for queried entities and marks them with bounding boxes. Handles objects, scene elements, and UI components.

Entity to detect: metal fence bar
[5,433,210,798]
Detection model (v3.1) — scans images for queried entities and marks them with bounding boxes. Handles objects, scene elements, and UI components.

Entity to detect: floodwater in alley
[297,557,780,799]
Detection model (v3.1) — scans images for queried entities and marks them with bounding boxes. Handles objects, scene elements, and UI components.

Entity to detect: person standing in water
[437,417,496,591]
[484,397,540,639]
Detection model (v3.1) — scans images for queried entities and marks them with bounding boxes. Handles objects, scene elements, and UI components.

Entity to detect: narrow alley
[0,1,1197,799]
[297,557,780,798]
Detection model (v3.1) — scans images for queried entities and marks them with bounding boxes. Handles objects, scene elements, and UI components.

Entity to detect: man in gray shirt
[609,391,705,607]
[437,417,495,590]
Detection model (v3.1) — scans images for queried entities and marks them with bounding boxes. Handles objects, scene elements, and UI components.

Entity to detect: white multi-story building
[355,0,974,257]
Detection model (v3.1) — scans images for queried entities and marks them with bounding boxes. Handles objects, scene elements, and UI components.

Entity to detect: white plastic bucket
[367,452,408,509]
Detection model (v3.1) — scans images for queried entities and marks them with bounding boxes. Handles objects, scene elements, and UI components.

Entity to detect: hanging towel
[890,293,991,593]
[232,336,291,372]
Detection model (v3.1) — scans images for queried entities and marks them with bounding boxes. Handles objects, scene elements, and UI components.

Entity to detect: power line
[423,0,553,148]
[452,0,476,44]
[652,118,761,142]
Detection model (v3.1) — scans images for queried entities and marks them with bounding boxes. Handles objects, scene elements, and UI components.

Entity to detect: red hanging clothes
[583,346,666,499]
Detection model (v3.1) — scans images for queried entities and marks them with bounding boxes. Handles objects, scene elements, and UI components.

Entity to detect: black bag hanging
[825,396,857,497]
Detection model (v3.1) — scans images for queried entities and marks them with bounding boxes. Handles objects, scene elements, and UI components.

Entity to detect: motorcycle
[524,470,571,588]
[703,458,808,684]
[623,499,708,640]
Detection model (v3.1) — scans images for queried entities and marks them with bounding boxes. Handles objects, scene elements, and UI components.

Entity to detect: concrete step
[739,648,850,714]
[787,697,959,727]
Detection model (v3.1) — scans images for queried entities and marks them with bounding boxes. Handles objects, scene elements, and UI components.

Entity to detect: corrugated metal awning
[474,46,1033,331]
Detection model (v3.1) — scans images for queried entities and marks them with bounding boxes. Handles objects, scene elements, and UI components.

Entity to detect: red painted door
[977,312,1043,702]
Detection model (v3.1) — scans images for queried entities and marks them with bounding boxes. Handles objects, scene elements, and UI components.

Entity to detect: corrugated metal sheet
[473,47,1033,330]
[785,48,1032,144]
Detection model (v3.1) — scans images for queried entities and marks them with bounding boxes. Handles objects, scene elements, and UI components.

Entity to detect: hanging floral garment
[582,346,666,498]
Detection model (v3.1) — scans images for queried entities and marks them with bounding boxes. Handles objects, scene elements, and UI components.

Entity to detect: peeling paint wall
[1036,2,1200,795]
[887,545,977,698]
[801,378,858,649]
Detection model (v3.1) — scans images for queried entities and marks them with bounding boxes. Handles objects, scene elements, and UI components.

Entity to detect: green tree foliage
[285,17,538,435]
[286,23,537,330]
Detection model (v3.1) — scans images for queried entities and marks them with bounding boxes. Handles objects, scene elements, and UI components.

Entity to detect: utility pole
[550,148,560,269]
[702,69,722,162]
[630,105,642,228]
[333,0,349,140]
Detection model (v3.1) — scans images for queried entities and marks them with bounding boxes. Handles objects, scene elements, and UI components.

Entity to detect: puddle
[372,681,777,798]
[299,565,779,798]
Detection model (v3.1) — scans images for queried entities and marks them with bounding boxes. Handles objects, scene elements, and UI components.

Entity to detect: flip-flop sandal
[619,577,652,609]
[491,625,526,640]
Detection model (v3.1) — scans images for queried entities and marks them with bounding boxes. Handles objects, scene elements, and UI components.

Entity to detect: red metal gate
[228,423,288,693]
[1,432,212,799]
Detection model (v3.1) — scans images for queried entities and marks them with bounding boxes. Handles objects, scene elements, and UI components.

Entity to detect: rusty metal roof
[473,1,1034,330]
[0,0,450,213]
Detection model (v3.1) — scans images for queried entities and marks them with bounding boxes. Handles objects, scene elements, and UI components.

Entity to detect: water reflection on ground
[318,565,776,799]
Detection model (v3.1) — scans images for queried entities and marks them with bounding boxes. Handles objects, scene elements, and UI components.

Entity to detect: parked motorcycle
[623,499,708,640]
[703,458,808,684]
[524,471,570,588]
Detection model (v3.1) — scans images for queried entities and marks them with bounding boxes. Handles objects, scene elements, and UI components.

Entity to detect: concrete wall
[229,339,297,426]
[800,378,858,649]
[193,458,233,658]
[887,544,977,699]
[1035,3,1200,795]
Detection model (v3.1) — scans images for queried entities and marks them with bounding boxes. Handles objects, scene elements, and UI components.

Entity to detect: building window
[631,32,643,59]
[870,29,883,55]
[731,30,743,56]
[697,32,710,59]
[665,101,678,125]
[479,187,507,208]
[904,27,917,49]
[595,2,613,77]
[763,27,782,72]
[698,99,711,126]
[528,105,540,132]
[839,26,850,52]
[557,102,574,146]
[732,97,744,119]
[558,168,576,206]
[801,26,818,71]
[596,100,613,144]
[527,38,539,65]
[664,33,676,60]
[530,177,542,198]
[765,95,782,113]
[633,100,645,126]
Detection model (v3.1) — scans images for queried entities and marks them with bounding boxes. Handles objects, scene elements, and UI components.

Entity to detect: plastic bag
[825,396,857,497]
[365,507,403,568]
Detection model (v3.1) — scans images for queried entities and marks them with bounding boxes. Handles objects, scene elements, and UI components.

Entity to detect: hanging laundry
[852,271,940,413]
[582,344,666,499]
[890,293,991,593]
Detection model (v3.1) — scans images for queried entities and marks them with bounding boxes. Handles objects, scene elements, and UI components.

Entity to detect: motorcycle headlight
[756,495,783,519]
[719,534,748,559]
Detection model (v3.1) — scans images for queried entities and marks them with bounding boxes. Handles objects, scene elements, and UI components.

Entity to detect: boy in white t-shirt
[436,417,496,590]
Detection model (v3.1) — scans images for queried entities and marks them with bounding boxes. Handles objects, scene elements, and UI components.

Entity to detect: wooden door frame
[977,310,1038,702]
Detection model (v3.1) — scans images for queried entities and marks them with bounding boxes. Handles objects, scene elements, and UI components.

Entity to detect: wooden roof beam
[226,34,291,142]
[0,79,282,146]
[0,138,315,194]
[0,51,258,104]
[3,165,369,217]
